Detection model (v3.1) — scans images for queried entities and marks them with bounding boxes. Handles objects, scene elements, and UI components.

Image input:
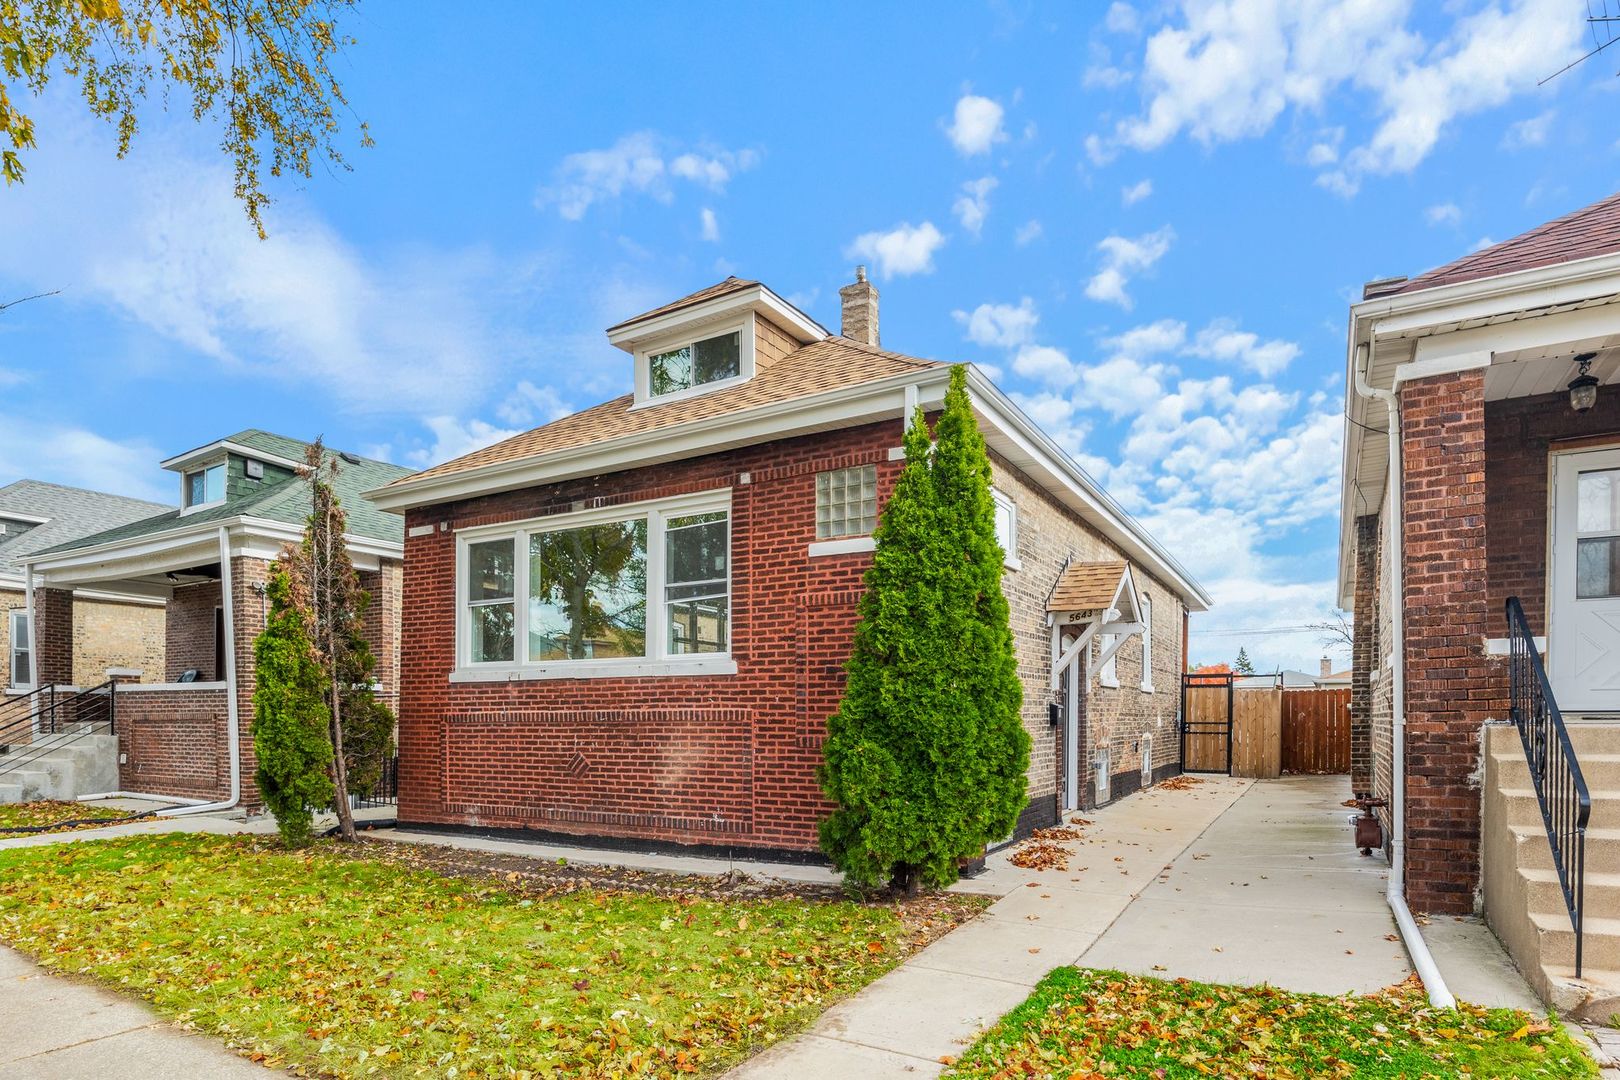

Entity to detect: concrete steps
[0,729,118,804]
[1484,723,1620,1021]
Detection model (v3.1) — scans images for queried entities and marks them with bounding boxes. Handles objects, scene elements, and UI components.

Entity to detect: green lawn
[0,800,130,835]
[0,833,974,1077]
[945,967,1595,1079]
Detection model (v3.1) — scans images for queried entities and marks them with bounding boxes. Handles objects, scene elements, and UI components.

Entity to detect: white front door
[1551,447,1620,712]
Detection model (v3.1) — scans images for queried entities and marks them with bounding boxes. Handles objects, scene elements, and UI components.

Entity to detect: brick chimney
[1320,656,1331,677]
[839,266,879,347]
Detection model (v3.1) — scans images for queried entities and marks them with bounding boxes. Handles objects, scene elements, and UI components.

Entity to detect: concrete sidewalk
[730,776,1254,1079]
[0,946,266,1078]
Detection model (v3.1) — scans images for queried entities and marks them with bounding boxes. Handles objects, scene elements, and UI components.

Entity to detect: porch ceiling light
[1570,353,1600,414]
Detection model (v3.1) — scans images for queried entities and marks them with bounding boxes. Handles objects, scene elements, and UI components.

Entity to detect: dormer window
[184,463,226,509]
[649,330,742,398]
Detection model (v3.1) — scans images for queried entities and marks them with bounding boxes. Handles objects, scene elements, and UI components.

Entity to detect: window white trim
[630,317,756,408]
[180,460,227,515]
[454,488,732,680]
[8,609,29,689]
[1139,593,1154,692]
[808,536,876,557]
[991,487,1020,571]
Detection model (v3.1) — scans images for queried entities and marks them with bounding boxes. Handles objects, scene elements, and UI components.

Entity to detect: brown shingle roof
[606,277,760,332]
[1047,560,1127,613]
[1392,191,1620,295]
[399,336,942,484]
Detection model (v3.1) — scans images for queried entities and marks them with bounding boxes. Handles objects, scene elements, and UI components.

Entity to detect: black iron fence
[1507,596,1590,977]
[354,753,398,808]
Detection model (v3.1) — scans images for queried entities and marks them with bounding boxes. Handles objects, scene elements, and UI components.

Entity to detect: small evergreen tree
[1234,647,1255,675]
[820,365,1029,892]
[252,568,334,847]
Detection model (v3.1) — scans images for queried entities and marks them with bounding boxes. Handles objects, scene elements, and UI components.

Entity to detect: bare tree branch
[1308,609,1354,652]
[0,289,62,314]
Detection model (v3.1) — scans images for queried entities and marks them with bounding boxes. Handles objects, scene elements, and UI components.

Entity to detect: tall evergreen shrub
[253,568,334,846]
[820,364,1029,891]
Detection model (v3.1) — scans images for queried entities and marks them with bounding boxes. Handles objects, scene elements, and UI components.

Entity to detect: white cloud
[845,221,947,277]
[947,94,1007,156]
[1015,219,1044,246]
[700,207,720,242]
[1502,108,1556,150]
[953,176,999,237]
[954,297,1039,348]
[1187,319,1300,376]
[1106,2,1141,34]
[493,380,572,428]
[1425,201,1462,226]
[538,132,760,219]
[1085,43,1135,89]
[1085,226,1174,308]
[1304,126,1344,166]
[1079,355,1170,415]
[0,420,169,504]
[1107,318,1187,357]
[1097,0,1580,196]
[1121,178,1154,205]
[1013,344,1078,385]
[409,416,522,468]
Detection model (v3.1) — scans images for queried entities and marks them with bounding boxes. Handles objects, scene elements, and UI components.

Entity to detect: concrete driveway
[1079,773,1412,994]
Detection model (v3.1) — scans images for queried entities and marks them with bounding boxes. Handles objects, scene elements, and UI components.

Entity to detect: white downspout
[150,527,242,817]
[1354,341,1456,1009]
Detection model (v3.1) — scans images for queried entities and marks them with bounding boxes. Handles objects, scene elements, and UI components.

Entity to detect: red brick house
[1342,191,1620,1016]
[369,273,1209,858]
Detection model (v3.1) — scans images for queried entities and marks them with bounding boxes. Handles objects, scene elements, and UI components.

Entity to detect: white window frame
[991,488,1020,571]
[1139,593,1154,692]
[451,488,736,682]
[630,317,756,408]
[180,460,227,514]
[8,609,29,688]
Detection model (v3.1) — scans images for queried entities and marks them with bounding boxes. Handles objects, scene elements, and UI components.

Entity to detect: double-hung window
[8,610,29,687]
[457,491,732,679]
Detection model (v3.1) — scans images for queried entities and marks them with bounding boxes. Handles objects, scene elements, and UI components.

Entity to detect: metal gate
[1180,672,1232,774]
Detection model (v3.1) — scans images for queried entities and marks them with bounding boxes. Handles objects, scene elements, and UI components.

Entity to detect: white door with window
[1551,447,1620,712]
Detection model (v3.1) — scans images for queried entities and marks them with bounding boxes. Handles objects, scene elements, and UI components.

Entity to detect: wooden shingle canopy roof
[1387,190,1620,296]
[1047,560,1128,613]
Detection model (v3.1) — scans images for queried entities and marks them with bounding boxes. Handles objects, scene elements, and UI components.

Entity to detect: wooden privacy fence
[1180,677,1350,778]
[1280,687,1351,774]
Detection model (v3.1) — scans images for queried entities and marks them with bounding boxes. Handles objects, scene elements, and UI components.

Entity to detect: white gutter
[149,526,242,818]
[1353,341,1456,1010]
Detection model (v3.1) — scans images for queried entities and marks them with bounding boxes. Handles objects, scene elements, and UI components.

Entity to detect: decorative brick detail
[116,687,230,799]
[1400,369,1493,914]
[1350,513,1379,794]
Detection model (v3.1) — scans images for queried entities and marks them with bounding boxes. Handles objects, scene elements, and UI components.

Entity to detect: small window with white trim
[649,330,742,397]
[1139,594,1154,691]
[816,465,878,539]
[183,463,226,509]
[466,538,516,664]
[992,488,1018,569]
[9,610,29,687]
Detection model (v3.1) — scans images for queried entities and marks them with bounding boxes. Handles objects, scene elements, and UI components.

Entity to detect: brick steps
[1483,723,1620,1021]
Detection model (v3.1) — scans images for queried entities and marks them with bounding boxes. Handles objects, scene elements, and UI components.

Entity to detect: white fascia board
[963,367,1211,612]
[160,440,304,474]
[364,366,955,513]
[607,284,828,352]
[1351,250,1620,339]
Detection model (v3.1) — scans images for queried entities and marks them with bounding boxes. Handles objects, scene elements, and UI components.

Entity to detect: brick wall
[1350,514,1379,795]
[116,686,230,799]
[1484,389,1620,639]
[398,418,1189,853]
[359,561,403,711]
[1400,369,1494,914]
[0,587,166,689]
[1371,500,1395,843]
[166,580,222,680]
[33,587,74,687]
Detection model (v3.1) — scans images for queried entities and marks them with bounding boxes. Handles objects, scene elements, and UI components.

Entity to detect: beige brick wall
[0,586,165,687]
[991,452,1188,814]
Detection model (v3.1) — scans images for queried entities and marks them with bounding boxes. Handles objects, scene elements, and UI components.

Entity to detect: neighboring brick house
[1341,190,1620,1015]
[368,273,1209,858]
[23,431,410,808]
[0,480,172,690]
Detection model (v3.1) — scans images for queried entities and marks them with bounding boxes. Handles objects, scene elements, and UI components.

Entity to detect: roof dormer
[607,277,827,407]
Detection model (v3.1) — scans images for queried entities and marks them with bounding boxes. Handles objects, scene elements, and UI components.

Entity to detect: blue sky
[0,0,1611,671]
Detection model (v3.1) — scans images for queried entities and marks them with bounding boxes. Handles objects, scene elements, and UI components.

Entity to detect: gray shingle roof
[0,481,174,577]
[36,436,413,557]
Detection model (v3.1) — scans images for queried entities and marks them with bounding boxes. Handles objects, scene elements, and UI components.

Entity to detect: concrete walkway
[0,945,265,1078]
[731,776,1254,1078]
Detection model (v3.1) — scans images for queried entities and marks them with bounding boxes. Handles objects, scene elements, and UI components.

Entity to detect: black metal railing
[1507,596,1591,977]
[353,753,398,808]
[0,682,117,779]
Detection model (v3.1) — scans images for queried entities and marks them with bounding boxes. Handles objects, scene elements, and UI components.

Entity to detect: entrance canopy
[1046,560,1145,688]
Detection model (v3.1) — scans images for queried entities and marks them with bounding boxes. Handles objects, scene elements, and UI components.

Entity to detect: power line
[1190,624,1333,637]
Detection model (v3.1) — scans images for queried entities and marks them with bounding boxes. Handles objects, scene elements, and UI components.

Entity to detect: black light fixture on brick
[1570,352,1600,414]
